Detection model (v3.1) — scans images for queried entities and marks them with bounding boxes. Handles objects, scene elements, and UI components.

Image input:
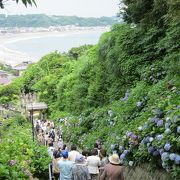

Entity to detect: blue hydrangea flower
[145,137,150,143]
[119,146,124,152]
[123,150,129,155]
[110,144,115,150]
[158,149,164,155]
[157,120,163,127]
[165,122,171,129]
[141,139,145,144]
[153,151,159,156]
[161,152,169,161]
[173,115,179,123]
[120,153,126,159]
[138,126,143,131]
[169,153,176,161]
[147,143,150,147]
[155,134,163,141]
[164,143,171,151]
[174,155,180,164]
[143,123,148,129]
[136,101,142,107]
[148,146,154,154]
[165,128,171,134]
[177,126,180,134]
[149,117,157,123]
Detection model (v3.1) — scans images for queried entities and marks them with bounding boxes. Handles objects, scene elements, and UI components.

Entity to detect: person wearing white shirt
[68,144,80,162]
[86,149,101,180]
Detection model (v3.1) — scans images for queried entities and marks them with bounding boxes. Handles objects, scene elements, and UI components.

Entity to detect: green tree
[0,0,36,9]
[121,0,168,27]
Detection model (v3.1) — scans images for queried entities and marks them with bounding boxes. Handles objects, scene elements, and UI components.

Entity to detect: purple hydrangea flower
[157,120,163,127]
[165,122,171,129]
[169,153,176,161]
[164,143,171,151]
[96,140,100,145]
[174,155,180,165]
[8,160,16,166]
[131,134,138,140]
[165,128,171,134]
[133,141,138,146]
[148,146,154,154]
[177,126,180,134]
[161,152,169,161]
[120,153,126,159]
[126,132,133,137]
[153,151,159,156]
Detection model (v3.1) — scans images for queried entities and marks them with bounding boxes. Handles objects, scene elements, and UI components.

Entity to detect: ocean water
[4,31,104,59]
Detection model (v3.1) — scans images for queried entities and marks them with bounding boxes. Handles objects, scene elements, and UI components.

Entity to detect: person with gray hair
[72,154,91,180]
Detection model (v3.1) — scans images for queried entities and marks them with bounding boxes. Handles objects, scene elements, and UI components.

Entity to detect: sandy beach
[0,29,107,67]
[0,31,69,67]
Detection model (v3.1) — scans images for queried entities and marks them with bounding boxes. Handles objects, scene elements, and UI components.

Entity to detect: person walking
[86,149,101,180]
[58,150,74,180]
[100,154,124,180]
[72,154,91,180]
[68,144,80,162]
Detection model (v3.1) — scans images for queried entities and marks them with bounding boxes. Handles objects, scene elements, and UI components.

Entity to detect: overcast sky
[1,0,120,17]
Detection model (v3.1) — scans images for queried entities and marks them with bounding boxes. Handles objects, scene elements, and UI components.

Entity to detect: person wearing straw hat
[100,154,124,180]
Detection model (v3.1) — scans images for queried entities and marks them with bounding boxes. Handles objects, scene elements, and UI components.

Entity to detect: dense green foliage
[0,14,118,27]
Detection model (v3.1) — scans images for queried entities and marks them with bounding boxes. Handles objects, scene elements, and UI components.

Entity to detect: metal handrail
[49,163,52,180]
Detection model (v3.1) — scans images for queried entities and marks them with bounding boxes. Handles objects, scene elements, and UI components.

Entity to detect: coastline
[0,29,108,67]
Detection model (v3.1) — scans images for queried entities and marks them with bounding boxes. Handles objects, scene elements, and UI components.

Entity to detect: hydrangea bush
[0,115,50,179]
[62,79,180,178]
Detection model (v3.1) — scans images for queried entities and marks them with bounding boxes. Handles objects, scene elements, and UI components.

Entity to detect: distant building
[13,61,32,76]
[0,70,11,85]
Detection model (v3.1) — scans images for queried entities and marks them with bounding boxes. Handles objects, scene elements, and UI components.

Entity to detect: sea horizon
[0,29,107,66]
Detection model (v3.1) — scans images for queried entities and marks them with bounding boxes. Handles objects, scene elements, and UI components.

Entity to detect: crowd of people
[34,119,124,179]
[34,119,62,146]
[48,142,124,180]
